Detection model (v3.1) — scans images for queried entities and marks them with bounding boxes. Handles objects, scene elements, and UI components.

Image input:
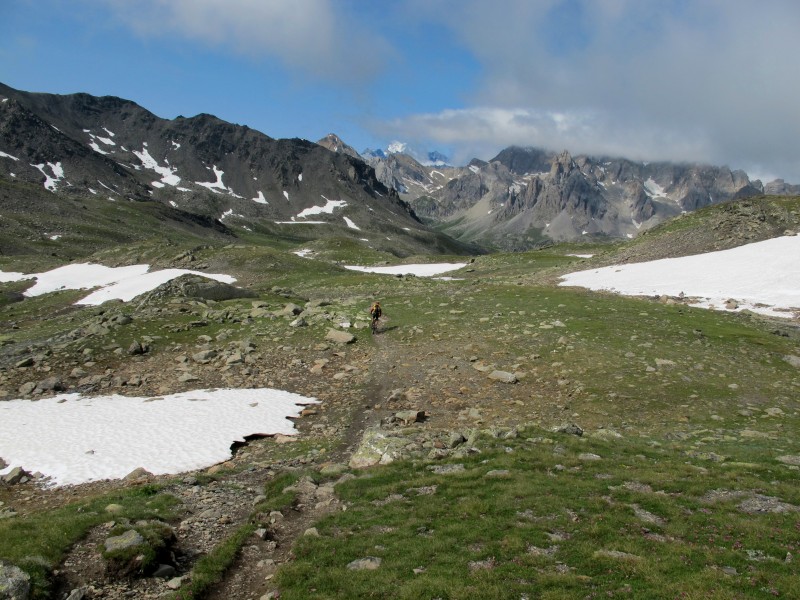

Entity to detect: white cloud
[95,0,388,83]
[377,106,712,168]
[382,0,800,180]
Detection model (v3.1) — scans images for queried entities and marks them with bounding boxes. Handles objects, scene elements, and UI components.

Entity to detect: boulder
[325,329,355,345]
[35,377,64,393]
[394,410,425,425]
[279,303,303,317]
[554,423,584,437]
[2,468,29,485]
[0,561,30,600]
[127,341,148,356]
[349,430,412,468]
[104,529,145,553]
[192,349,217,363]
[346,557,382,571]
[487,370,517,383]
[137,275,255,303]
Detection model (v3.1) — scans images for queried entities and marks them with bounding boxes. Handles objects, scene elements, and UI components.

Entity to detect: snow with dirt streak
[560,235,800,318]
[0,389,319,486]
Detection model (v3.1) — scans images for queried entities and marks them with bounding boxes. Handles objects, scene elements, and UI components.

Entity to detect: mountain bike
[371,315,380,335]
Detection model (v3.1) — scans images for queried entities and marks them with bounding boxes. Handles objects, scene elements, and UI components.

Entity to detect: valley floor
[1,243,799,599]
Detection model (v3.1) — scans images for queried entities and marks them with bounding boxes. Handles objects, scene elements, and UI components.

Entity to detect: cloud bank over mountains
[12,0,800,181]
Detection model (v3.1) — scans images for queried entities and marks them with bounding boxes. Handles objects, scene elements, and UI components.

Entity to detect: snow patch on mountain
[297,196,347,219]
[195,165,242,198]
[343,216,360,230]
[644,178,668,198]
[0,150,20,161]
[31,162,64,191]
[134,146,181,187]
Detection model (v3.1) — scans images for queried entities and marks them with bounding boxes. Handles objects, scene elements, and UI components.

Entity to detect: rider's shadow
[375,325,399,334]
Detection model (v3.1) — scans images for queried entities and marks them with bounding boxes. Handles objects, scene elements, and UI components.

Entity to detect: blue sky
[2,0,799,182]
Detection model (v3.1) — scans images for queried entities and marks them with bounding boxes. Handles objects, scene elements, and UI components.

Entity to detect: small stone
[166,576,185,590]
[65,586,89,600]
[427,464,465,475]
[325,329,356,344]
[487,370,517,383]
[192,350,217,363]
[104,529,145,553]
[346,556,382,570]
[2,467,29,485]
[18,381,36,395]
[555,423,584,437]
[485,469,510,478]
[578,453,602,461]
[123,467,152,481]
[304,527,320,537]
[395,410,425,425]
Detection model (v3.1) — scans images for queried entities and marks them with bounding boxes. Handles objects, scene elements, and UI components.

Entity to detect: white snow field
[560,235,800,318]
[344,263,468,277]
[0,388,319,487]
[0,263,236,306]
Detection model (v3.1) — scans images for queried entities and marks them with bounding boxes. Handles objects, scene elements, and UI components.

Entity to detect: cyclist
[369,301,382,333]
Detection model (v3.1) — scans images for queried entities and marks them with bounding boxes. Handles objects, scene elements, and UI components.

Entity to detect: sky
[2,0,799,182]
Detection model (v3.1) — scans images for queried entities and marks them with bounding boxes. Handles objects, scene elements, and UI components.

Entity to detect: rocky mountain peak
[490,146,553,175]
[316,133,361,159]
[549,150,576,183]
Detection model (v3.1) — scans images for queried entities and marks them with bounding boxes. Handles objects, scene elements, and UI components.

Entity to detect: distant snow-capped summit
[425,150,450,166]
[361,147,387,159]
[363,141,450,166]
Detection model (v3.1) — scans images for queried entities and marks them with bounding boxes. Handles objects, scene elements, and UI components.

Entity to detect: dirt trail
[203,330,398,600]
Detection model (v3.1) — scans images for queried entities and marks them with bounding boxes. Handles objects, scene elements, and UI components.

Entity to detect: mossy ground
[0,205,798,598]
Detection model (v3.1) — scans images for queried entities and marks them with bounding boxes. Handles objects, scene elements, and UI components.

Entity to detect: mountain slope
[0,83,471,258]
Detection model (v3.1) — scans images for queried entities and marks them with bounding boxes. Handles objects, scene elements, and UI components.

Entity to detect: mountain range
[351,145,784,250]
[0,82,469,259]
[1,81,797,255]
